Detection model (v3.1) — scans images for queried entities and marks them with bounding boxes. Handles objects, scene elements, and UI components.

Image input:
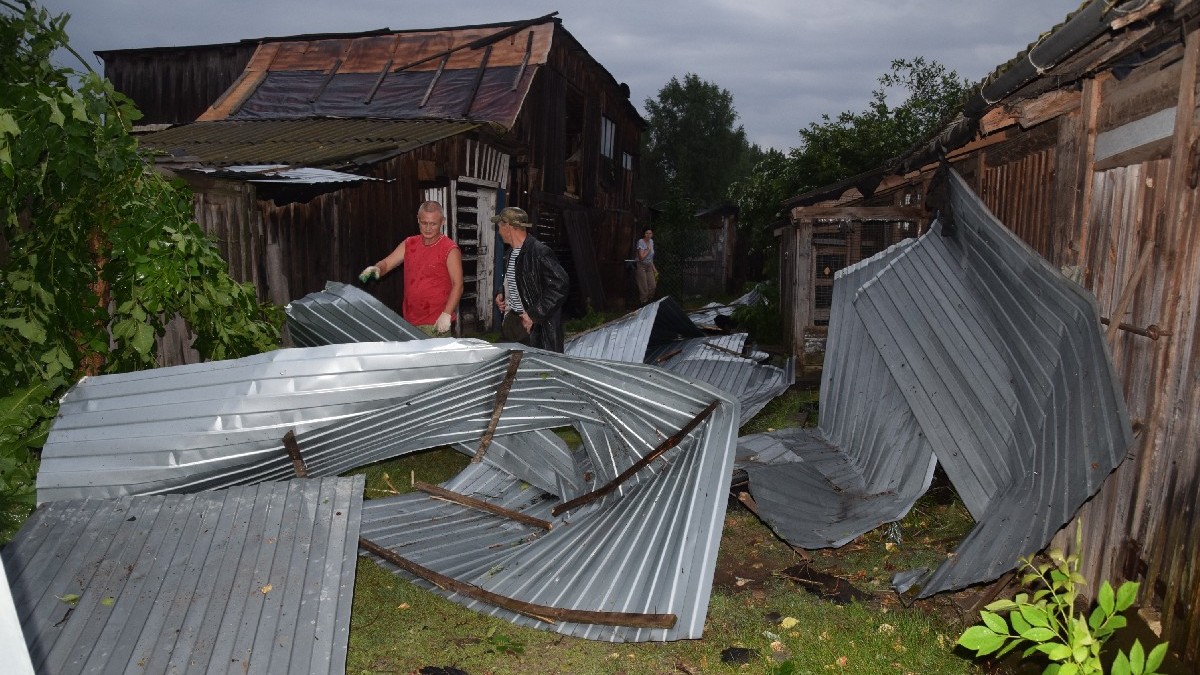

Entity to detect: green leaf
[1019,626,1057,642]
[57,593,80,605]
[1115,581,1139,612]
[131,322,156,355]
[0,318,47,344]
[980,610,1009,634]
[1019,604,1051,628]
[1145,642,1169,673]
[958,625,1006,655]
[1127,640,1146,674]
[100,596,114,606]
[1097,581,1115,615]
[1112,650,1131,675]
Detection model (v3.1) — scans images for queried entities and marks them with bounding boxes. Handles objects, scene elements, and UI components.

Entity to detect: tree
[730,57,969,269]
[640,73,763,207]
[0,1,281,539]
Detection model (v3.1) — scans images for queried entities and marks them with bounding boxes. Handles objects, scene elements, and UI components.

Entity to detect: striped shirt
[504,247,524,314]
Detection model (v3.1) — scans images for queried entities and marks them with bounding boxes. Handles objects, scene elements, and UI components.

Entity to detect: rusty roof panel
[140,118,479,168]
[4,477,363,675]
[200,22,553,125]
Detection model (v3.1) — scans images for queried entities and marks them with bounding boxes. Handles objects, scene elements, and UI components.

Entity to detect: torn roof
[140,117,480,169]
[4,477,363,674]
[197,16,556,127]
[36,339,739,642]
[743,169,1131,596]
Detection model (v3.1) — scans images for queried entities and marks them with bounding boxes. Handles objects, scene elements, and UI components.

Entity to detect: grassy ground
[342,392,986,675]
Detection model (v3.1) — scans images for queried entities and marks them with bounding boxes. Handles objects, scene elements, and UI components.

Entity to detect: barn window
[600,116,616,158]
[622,152,633,171]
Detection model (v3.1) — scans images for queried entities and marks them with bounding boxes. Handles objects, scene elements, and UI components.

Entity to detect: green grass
[343,390,984,674]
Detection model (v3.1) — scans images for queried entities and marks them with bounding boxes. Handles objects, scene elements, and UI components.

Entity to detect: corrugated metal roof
[286,281,426,345]
[4,477,363,675]
[37,340,739,642]
[745,170,1131,596]
[187,164,386,184]
[565,297,793,425]
[140,118,480,168]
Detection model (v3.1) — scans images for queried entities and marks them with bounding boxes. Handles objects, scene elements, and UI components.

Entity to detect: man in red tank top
[359,201,464,335]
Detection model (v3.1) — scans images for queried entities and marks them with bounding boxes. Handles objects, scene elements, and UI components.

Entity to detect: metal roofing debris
[744,169,1131,596]
[36,339,739,642]
[565,297,794,425]
[4,476,364,675]
[140,118,481,168]
[687,286,762,330]
[286,281,426,346]
[186,164,385,185]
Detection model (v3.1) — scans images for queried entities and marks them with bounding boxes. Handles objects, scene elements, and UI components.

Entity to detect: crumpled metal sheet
[565,297,794,425]
[746,169,1131,596]
[37,340,739,642]
[4,477,363,675]
[738,241,936,549]
[286,281,425,346]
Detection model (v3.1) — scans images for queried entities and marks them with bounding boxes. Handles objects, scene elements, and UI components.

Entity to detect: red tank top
[402,234,458,325]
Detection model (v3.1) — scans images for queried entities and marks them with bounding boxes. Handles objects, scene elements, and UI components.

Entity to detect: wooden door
[450,178,498,330]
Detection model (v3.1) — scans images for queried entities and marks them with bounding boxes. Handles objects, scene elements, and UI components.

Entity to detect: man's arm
[376,240,406,276]
[443,248,464,316]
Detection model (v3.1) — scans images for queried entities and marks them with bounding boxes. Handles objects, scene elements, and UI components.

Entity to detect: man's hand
[359,265,381,283]
[435,312,452,333]
[495,293,507,313]
[520,312,533,332]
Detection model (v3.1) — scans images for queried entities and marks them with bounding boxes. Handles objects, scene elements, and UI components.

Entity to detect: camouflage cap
[490,206,531,227]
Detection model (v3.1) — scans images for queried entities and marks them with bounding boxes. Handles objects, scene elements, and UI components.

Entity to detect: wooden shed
[100,15,645,337]
[779,0,1200,663]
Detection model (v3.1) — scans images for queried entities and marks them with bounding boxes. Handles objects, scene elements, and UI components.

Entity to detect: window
[600,116,616,158]
[622,152,633,171]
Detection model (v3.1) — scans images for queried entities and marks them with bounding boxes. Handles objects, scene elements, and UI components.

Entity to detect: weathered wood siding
[101,45,257,125]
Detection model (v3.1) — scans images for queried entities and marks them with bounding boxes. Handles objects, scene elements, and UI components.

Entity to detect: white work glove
[435,312,452,333]
[359,265,380,283]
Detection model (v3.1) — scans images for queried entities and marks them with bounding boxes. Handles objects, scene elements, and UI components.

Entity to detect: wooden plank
[282,430,308,478]
[359,537,677,628]
[414,481,552,530]
[789,205,925,221]
[471,351,523,464]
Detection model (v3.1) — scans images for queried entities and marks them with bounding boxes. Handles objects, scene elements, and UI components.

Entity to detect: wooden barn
[779,0,1200,664]
[99,14,645,335]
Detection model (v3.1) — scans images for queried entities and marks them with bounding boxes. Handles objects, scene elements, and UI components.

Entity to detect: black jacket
[505,233,569,352]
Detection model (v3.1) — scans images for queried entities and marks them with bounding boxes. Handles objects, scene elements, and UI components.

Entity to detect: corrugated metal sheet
[37,340,501,502]
[140,118,480,168]
[286,281,426,346]
[739,239,936,549]
[688,286,762,330]
[37,340,739,642]
[565,297,793,425]
[750,170,1131,596]
[3,477,363,675]
[188,164,386,184]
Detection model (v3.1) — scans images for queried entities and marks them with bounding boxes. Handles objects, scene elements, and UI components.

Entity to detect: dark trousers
[501,311,530,344]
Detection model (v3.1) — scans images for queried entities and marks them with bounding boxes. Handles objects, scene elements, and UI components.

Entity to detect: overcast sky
[41,0,1081,151]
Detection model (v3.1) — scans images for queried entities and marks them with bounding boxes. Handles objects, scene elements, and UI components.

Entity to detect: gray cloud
[41,0,1079,151]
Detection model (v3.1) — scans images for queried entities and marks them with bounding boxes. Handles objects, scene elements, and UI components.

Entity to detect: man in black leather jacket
[492,207,570,352]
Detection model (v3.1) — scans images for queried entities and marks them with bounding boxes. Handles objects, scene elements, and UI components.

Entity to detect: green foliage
[0,1,280,540]
[957,526,1170,675]
[483,627,525,656]
[640,73,763,207]
[730,57,969,275]
[730,281,783,346]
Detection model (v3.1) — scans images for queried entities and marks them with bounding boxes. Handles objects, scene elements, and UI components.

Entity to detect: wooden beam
[419,55,448,109]
[358,537,677,628]
[282,430,308,478]
[461,45,492,117]
[472,350,523,464]
[551,400,720,516]
[513,29,534,91]
[415,480,553,530]
[1019,89,1081,129]
[789,205,926,221]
